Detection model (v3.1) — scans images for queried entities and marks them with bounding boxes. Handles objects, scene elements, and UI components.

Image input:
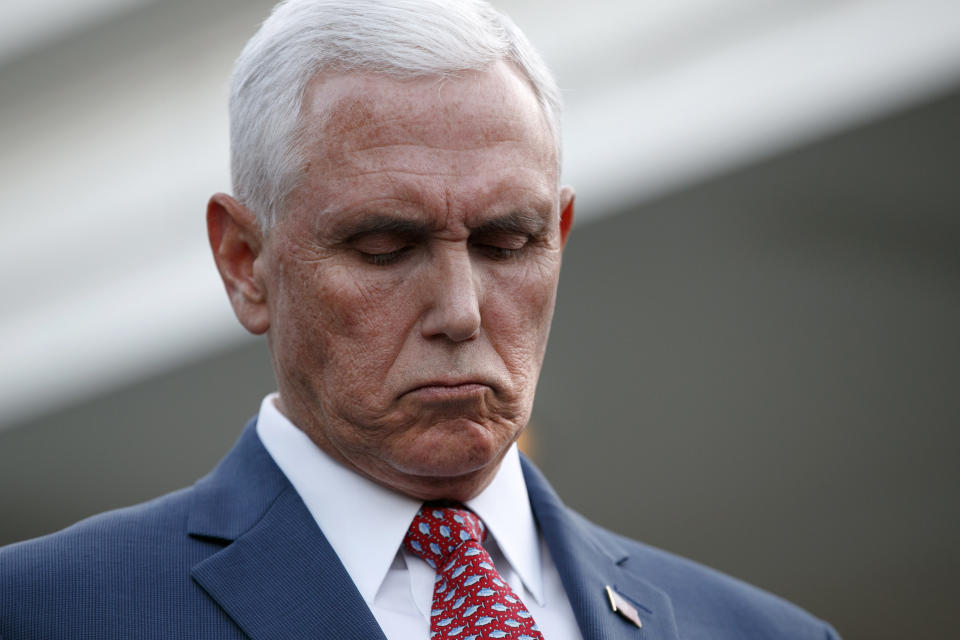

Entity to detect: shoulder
[0,487,230,639]
[580,513,841,639]
[1,486,198,570]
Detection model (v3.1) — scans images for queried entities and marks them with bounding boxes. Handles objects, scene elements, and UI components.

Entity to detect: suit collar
[186,418,289,541]
[521,456,681,640]
[187,420,387,639]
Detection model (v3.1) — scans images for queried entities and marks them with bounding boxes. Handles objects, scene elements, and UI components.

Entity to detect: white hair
[229,0,563,230]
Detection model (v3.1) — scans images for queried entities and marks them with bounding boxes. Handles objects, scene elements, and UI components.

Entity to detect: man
[0,1,841,638]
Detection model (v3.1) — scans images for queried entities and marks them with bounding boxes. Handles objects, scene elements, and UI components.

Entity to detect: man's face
[253,61,572,500]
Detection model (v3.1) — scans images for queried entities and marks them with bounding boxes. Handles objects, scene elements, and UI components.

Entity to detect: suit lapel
[187,422,386,640]
[522,457,681,640]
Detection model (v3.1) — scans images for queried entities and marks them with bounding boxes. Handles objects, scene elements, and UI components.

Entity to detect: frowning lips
[401,378,499,402]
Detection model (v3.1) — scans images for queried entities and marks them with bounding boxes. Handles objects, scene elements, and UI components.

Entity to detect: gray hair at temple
[229,0,563,231]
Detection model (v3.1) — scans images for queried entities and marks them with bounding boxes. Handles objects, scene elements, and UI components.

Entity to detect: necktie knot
[404,504,487,568]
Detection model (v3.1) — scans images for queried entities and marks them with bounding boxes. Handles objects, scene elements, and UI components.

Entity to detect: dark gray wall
[535,87,960,640]
[0,342,275,545]
[3,87,959,639]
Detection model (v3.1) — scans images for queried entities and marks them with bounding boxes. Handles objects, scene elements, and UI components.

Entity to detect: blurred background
[1,0,959,638]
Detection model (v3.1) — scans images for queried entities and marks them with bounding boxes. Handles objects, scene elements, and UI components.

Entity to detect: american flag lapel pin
[605,585,643,629]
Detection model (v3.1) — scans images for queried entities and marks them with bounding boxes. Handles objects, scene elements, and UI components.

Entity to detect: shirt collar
[255,393,544,605]
[467,443,545,604]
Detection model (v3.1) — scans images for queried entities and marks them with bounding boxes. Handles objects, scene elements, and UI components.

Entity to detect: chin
[391,418,514,480]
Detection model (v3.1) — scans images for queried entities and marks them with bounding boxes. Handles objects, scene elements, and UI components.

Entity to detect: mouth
[402,380,493,403]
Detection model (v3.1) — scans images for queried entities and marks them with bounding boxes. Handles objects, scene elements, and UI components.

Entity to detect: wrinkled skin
[208,61,574,501]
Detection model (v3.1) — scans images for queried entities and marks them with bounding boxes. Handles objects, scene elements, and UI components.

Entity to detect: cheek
[324,272,404,335]
[295,266,418,377]
[484,259,560,369]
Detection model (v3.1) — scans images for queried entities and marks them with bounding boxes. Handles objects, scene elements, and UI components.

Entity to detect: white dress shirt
[255,393,581,639]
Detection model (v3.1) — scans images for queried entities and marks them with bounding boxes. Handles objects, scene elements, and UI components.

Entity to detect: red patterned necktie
[404,504,544,640]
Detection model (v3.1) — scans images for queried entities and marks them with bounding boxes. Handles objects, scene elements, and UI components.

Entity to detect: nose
[420,246,482,342]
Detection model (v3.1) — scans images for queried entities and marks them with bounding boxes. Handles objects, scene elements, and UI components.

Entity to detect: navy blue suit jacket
[0,421,840,639]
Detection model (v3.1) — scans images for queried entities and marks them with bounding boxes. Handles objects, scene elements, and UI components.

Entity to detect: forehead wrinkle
[347,136,529,154]
[312,87,541,158]
[312,173,447,226]
[311,148,554,219]
[334,117,537,166]
[340,148,533,184]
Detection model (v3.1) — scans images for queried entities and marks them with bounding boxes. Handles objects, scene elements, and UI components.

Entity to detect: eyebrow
[333,214,431,244]
[470,210,550,238]
[331,208,551,244]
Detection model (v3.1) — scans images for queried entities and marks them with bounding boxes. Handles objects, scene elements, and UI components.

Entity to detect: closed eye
[470,233,531,260]
[360,245,413,266]
[336,215,428,267]
[349,230,422,266]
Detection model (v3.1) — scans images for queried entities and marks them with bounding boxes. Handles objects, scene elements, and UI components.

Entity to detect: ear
[207,193,270,334]
[558,186,575,247]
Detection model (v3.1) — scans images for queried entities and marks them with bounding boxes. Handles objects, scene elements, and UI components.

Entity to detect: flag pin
[605,585,643,629]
